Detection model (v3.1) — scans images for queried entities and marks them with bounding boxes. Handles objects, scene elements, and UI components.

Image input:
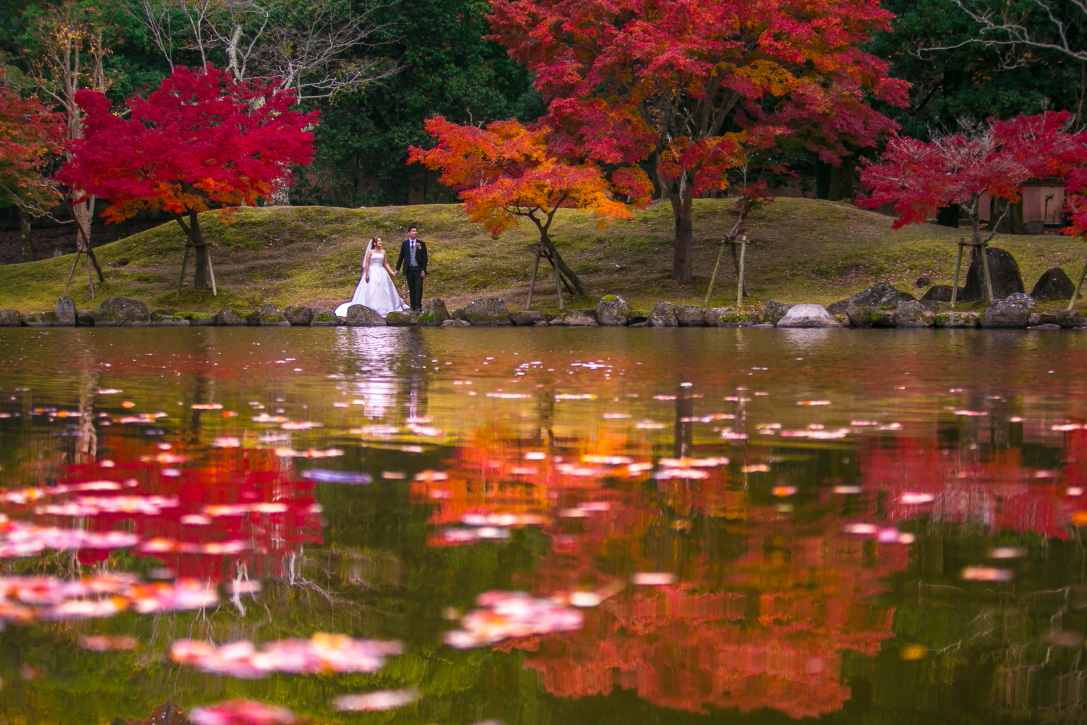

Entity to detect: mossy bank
[3,198,1084,314]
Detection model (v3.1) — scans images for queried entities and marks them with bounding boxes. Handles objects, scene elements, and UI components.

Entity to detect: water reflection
[0,328,1086,723]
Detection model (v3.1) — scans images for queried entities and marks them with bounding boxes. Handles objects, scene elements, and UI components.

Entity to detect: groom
[395,224,428,311]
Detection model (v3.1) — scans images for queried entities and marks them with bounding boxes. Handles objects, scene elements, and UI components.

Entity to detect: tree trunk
[669,191,694,284]
[18,207,32,262]
[936,205,960,228]
[815,157,856,201]
[177,211,211,290]
[986,198,1028,234]
[540,231,587,296]
[70,193,93,251]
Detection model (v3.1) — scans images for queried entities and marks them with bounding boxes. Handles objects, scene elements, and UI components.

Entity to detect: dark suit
[395,238,428,311]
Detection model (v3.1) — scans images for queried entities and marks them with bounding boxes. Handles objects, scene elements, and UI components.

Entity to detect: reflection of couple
[334,226,429,318]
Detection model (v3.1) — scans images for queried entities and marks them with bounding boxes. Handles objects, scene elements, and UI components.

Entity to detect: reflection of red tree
[415,427,906,718]
[860,435,1078,538]
[53,442,322,581]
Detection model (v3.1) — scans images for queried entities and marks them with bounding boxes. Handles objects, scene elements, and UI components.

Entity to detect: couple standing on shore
[334,225,429,318]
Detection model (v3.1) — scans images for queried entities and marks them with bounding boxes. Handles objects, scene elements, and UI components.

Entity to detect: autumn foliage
[0,82,65,214]
[487,0,908,282]
[57,65,318,290]
[859,112,1086,301]
[409,117,651,296]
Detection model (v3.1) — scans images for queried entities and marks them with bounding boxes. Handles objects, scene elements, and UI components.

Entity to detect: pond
[1,327,1086,724]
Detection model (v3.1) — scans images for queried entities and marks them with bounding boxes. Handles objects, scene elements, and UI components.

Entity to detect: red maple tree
[487,0,908,283]
[0,81,65,255]
[409,117,651,299]
[56,65,318,292]
[859,112,1086,302]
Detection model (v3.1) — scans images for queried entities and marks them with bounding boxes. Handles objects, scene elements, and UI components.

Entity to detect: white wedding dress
[335,251,408,318]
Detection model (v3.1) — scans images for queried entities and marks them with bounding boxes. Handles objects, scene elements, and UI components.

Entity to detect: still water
[1,327,1086,724]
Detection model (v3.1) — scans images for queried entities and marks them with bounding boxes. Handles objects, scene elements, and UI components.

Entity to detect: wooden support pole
[951,239,964,307]
[177,245,191,297]
[553,249,563,312]
[1070,253,1087,312]
[979,242,994,301]
[704,239,727,307]
[206,246,218,297]
[86,252,94,299]
[736,236,747,309]
[526,246,542,310]
[63,250,82,299]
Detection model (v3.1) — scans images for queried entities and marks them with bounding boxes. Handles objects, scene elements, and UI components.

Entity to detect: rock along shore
[1,286,1085,330]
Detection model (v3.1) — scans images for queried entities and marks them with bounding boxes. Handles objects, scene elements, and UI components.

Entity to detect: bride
[335,237,408,317]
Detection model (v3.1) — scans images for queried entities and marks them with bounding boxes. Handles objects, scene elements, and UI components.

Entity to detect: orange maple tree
[409,117,651,297]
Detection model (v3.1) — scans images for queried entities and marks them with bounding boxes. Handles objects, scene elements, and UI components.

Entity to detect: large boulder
[309,307,342,326]
[284,306,314,326]
[418,299,450,326]
[512,310,547,326]
[216,308,247,326]
[596,295,631,326]
[463,298,511,326]
[980,292,1035,328]
[385,311,420,326]
[895,300,935,328]
[97,297,150,327]
[649,301,678,327]
[1030,268,1076,302]
[762,300,793,326]
[676,305,708,326]
[54,297,76,327]
[962,247,1024,301]
[827,282,914,316]
[344,305,385,326]
[248,302,289,326]
[776,303,841,328]
[846,306,896,328]
[0,309,22,327]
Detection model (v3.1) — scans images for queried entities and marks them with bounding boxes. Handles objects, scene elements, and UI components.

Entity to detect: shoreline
[1,292,1083,331]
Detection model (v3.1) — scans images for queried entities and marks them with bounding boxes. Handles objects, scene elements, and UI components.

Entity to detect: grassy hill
[1,198,1083,314]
